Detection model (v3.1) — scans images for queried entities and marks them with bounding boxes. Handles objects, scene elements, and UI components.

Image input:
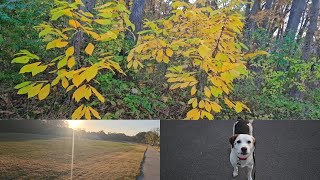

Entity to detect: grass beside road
[0,133,146,179]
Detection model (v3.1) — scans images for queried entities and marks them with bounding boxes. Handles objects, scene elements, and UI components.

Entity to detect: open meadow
[0,133,146,179]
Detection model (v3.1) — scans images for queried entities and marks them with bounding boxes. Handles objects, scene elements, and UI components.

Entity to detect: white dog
[229,119,256,180]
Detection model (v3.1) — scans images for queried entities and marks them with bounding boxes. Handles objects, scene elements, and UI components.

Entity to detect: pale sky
[72,120,160,136]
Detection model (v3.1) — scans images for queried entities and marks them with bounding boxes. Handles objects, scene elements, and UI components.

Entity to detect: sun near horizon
[67,120,81,129]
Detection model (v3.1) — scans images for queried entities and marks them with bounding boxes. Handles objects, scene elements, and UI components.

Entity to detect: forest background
[0,0,319,120]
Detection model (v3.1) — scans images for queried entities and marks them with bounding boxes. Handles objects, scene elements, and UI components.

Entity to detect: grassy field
[0,133,146,179]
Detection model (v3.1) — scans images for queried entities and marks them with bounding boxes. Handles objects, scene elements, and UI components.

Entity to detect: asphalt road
[161,120,320,180]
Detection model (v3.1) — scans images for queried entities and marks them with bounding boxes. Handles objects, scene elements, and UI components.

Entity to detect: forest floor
[0,133,146,179]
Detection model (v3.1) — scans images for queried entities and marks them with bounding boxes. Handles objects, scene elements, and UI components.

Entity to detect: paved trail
[161,121,320,180]
[138,146,160,180]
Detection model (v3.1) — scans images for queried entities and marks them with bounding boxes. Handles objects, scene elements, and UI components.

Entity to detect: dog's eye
[236,140,241,143]
[247,141,251,144]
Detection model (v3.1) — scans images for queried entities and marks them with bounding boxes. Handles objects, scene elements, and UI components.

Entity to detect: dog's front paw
[247,177,253,180]
[232,171,238,177]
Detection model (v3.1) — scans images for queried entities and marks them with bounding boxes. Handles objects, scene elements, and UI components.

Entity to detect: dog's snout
[241,147,247,152]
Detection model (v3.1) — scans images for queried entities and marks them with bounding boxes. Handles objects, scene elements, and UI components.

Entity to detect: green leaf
[95,19,111,25]
[14,81,32,89]
[32,65,48,76]
[17,83,36,94]
[20,62,41,74]
[57,57,68,69]
[12,56,32,64]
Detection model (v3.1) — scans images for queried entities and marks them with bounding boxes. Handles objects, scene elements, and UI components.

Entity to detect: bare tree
[302,0,320,60]
[285,0,308,36]
[129,0,146,41]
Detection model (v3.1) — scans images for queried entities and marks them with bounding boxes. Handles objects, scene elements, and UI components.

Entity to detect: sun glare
[67,120,81,129]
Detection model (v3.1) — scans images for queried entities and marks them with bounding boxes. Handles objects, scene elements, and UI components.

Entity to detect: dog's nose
[241,147,247,152]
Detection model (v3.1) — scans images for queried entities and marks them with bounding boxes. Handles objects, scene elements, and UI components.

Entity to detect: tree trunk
[285,0,307,36]
[302,0,320,61]
[80,0,96,12]
[262,0,274,29]
[249,0,261,30]
[73,0,97,64]
[129,0,146,41]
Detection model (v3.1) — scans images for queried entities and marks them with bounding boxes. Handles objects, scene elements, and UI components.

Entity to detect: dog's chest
[236,159,250,167]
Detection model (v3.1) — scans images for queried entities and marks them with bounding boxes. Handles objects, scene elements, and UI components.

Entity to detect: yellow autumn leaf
[166,48,173,57]
[192,98,198,108]
[38,84,50,100]
[186,108,200,120]
[66,46,74,57]
[163,55,170,63]
[72,73,85,87]
[204,86,211,98]
[61,77,69,89]
[202,111,214,120]
[199,100,205,108]
[211,102,222,112]
[82,66,98,82]
[205,101,211,112]
[235,102,243,113]
[133,60,138,69]
[69,19,81,28]
[17,83,35,94]
[91,87,105,103]
[68,56,76,69]
[72,104,84,119]
[240,102,251,112]
[72,85,87,102]
[224,98,235,108]
[89,107,101,119]
[85,107,91,120]
[56,40,68,48]
[84,87,92,100]
[66,85,74,92]
[19,62,41,74]
[198,44,211,58]
[191,85,197,95]
[156,50,163,62]
[85,43,94,55]
[188,97,197,104]
[95,19,111,25]
[211,77,224,87]
[28,83,43,98]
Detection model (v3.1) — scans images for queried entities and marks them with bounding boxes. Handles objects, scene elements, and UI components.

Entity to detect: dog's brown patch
[229,135,239,148]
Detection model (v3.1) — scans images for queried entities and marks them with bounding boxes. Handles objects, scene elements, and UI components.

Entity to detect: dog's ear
[229,135,238,148]
[252,137,256,147]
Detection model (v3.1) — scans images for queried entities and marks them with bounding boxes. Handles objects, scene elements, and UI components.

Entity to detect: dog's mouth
[240,152,248,155]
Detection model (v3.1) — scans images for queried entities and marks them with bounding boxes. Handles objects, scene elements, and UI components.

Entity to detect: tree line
[0,120,160,146]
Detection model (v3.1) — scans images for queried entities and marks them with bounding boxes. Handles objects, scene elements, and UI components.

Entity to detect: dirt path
[138,146,160,180]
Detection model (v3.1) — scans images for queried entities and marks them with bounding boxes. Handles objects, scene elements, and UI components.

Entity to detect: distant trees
[145,128,160,146]
[302,0,320,60]
[0,120,158,145]
[243,0,320,62]
[285,0,308,36]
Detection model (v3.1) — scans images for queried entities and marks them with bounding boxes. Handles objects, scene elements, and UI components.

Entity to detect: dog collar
[238,156,247,160]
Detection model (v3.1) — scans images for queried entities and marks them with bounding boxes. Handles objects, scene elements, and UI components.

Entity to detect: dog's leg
[247,165,253,180]
[232,166,238,177]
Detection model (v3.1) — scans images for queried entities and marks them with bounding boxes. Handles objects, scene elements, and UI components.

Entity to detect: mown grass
[0,133,146,179]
